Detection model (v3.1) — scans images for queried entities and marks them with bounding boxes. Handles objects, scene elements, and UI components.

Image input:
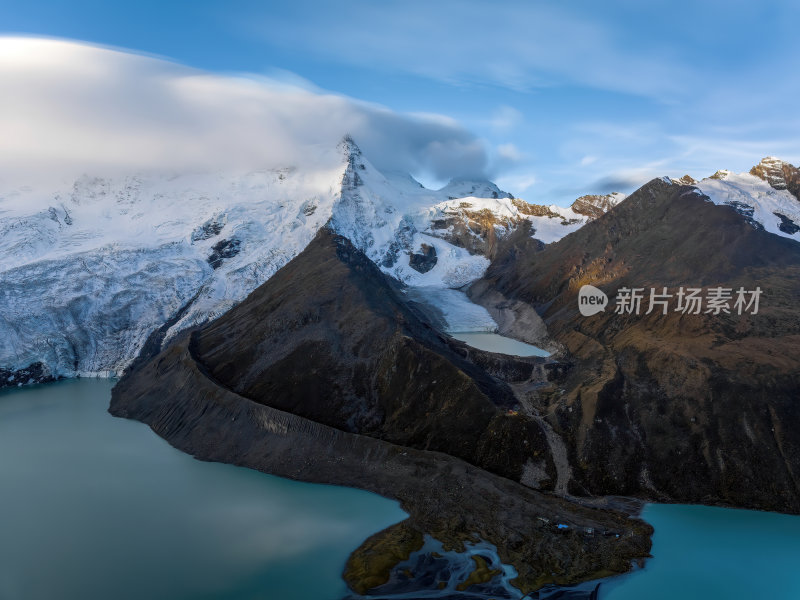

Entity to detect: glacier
[0,139,534,382]
[0,137,652,385]
[694,171,800,242]
[0,155,345,381]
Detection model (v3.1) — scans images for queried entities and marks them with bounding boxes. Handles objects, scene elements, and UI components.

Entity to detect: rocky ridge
[472,176,800,513]
[750,156,800,200]
[111,227,653,594]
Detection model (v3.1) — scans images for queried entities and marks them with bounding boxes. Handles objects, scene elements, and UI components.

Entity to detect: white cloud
[0,37,490,184]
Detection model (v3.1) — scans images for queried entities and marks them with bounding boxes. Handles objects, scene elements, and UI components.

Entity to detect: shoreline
[109,330,653,595]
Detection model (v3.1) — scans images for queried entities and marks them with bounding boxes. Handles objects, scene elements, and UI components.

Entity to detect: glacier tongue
[0,245,208,379]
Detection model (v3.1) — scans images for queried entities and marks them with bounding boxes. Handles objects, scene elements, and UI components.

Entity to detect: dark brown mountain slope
[181,227,556,477]
[475,178,800,513]
[111,226,653,593]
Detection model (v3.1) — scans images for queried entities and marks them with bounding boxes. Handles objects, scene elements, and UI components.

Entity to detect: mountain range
[0,137,623,385]
[3,139,800,595]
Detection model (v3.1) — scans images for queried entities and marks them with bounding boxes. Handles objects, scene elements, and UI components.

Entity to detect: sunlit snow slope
[694,161,800,242]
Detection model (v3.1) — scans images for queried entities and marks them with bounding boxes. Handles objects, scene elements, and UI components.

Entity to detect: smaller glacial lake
[403,286,550,357]
[450,331,549,357]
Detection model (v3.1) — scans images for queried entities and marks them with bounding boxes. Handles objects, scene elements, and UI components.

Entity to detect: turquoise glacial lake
[2,379,799,600]
[450,332,550,357]
[601,503,800,600]
[0,379,406,600]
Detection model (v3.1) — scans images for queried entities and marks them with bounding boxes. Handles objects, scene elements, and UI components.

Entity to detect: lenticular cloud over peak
[0,36,489,183]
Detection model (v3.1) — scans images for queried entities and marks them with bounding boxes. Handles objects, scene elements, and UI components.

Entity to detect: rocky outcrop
[427,194,621,260]
[673,174,697,186]
[775,212,800,235]
[511,199,564,218]
[408,243,437,273]
[428,202,525,258]
[477,178,800,514]
[750,156,800,200]
[570,194,625,219]
[0,361,59,389]
[111,226,653,594]
[206,238,241,269]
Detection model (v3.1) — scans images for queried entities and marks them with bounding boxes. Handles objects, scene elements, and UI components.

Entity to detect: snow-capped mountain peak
[330,139,493,287]
[694,159,800,240]
[329,139,623,284]
[0,135,535,383]
[11,137,795,388]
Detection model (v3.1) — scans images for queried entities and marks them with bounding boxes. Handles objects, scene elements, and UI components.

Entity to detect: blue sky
[2,0,799,204]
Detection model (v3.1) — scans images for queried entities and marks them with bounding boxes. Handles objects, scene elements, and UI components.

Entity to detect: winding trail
[511,383,573,497]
